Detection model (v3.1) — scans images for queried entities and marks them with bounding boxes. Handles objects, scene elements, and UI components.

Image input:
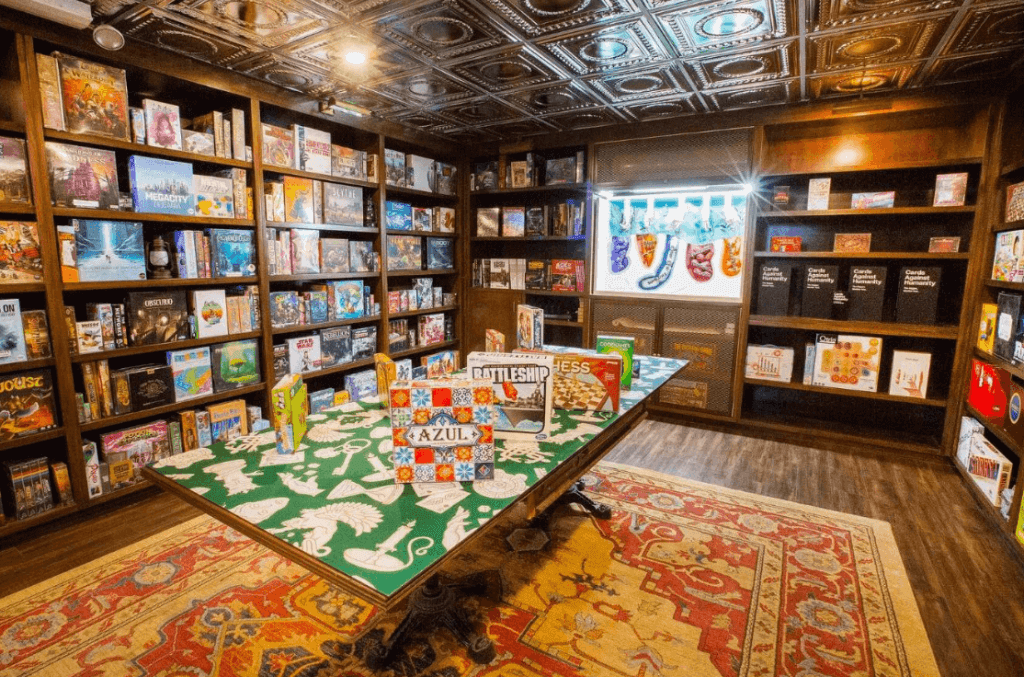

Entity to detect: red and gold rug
[0,462,939,677]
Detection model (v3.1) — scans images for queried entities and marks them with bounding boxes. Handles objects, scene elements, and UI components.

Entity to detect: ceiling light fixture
[319,97,369,118]
[345,50,367,65]
[92,24,125,51]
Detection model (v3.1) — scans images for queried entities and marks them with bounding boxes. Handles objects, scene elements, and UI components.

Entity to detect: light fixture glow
[345,51,366,65]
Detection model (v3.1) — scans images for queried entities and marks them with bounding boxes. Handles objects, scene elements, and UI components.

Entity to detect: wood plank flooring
[2,419,1023,677]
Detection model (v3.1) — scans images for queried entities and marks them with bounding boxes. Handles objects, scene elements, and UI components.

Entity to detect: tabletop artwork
[150,352,686,598]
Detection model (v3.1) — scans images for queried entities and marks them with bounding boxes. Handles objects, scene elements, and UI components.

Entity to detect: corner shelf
[44,129,252,168]
[70,331,262,363]
[79,383,265,433]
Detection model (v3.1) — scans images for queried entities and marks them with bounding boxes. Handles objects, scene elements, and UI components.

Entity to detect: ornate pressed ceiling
[94,0,1024,140]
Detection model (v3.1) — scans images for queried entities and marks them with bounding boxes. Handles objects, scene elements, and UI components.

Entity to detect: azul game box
[272,373,307,454]
[212,339,260,391]
[72,219,146,282]
[0,222,43,283]
[56,55,130,140]
[0,370,58,439]
[323,183,362,227]
[811,334,882,392]
[467,351,554,441]
[166,346,214,401]
[128,155,194,215]
[45,142,119,209]
[127,290,188,345]
[546,351,623,412]
[389,377,496,483]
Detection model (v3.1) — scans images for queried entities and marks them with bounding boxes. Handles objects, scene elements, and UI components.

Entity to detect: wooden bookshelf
[0,281,46,292]
[269,272,379,282]
[69,331,262,363]
[271,315,381,335]
[385,185,458,200]
[470,182,588,195]
[744,377,947,407]
[759,206,976,218]
[64,276,259,291]
[389,339,459,360]
[0,427,66,453]
[0,117,25,134]
[386,229,456,237]
[269,221,378,235]
[262,165,377,189]
[386,268,457,277]
[51,208,257,227]
[544,318,583,328]
[0,203,36,214]
[388,305,458,319]
[752,251,970,260]
[44,129,253,168]
[747,315,960,339]
[80,383,265,432]
[0,357,55,374]
[300,356,375,380]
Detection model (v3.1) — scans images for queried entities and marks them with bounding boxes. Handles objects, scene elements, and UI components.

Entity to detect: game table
[144,352,687,667]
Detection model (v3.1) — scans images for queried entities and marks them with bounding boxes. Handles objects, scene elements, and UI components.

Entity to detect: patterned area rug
[0,462,939,677]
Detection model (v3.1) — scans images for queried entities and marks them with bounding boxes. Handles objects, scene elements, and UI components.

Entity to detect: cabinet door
[464,288,525,354]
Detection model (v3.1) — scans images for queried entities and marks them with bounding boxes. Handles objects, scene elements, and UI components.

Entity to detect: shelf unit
[738,106,991,455]
[465,147,591,353]
[0,29,465,536]
[954,87,1024,557]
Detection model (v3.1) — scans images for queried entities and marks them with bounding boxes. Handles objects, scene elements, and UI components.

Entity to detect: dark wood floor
[2,419,1023,677]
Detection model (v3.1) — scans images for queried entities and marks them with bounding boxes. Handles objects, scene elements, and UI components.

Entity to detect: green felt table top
[149,352,686,599]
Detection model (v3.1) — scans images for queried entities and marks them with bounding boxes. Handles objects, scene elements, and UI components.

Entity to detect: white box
[191,289,229,338]
[745,345,794,382]
[888,350,931,398]
[965,435,1012,507]
[406,154,436,192]
[287,334,321,373]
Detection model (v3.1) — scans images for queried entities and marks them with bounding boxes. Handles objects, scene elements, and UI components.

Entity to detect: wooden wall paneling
[15,34,82,501]
[249,98,275,411]
[464,289,523,355]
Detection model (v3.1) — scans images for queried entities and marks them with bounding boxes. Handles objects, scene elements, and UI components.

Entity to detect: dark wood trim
[271,315,381,336]
[389,339,459,360]
[64,277,259,291]
[386,268,457,277]
[387,305,458,320]
[743,377,947,407]
[0,426,65,453]
[269,272,379,282]
[261,165,377,188]
[44,129,253,168]
[298,356,376,380]
[80,384,265,433]
[385,185,459,201]
[753,251,970,260]
[385,229,457,238]
[0,502,78,540]
[759,206,976,218]
[0,202,34,214]
[51,208,256,227]
[70,332,262,363]
[269,221,378,235]
[747,314,960,338]
[0,357,55,374]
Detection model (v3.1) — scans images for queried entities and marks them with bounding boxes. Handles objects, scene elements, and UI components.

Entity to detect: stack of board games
[272,373,308,454]
[0,370,58,439]
[389,377,496,483]
[466,351,554,441]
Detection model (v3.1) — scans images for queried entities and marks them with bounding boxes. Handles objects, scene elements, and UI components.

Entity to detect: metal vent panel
[592,300,658,356]
[593,128,754,185]
[658,303,740,414]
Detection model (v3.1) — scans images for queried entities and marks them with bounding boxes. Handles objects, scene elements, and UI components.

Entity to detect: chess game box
[547,352,622,412]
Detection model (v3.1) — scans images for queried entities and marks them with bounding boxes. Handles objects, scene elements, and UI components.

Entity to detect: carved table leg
[364,574,498,669]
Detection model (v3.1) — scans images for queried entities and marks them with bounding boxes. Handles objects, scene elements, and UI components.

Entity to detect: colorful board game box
[101,420,169,472]
[0,298,25,364]
[467,351,554,441]
[292,124,331,175]
[323,183,362,227]
[193,174,234,218]
[384,149,407,187]
[56,55,129,140]
[272,373,308,453]
[426,238,453,269]
[332,280,364,319]
[386,201,413,231]
[387,235,422,271]
[21,310,51,359]
[207,399,249,443]
[208,228,255,277]
[287,334,321,373]
[72,219,146,281]
[344,369,377,401]
[516,304,544,351]
[284,176,315,223]
[269,291,300,327]
[435,206,456,233]
[128,155,194,215]
[546,351,622,412]
[331,145,366,180]
[320,238,349,273]
[0,370,57,439]
[211,339,260,391]
[745,344,794,382]
[419,312,445,345]
[595,334,636,389]
[143,99,183,151]
[191,288,228,338]
[290,229,321,274]
[349,240,375,272]
[126,290,189,345]
[485,329,504,353]
[45,142,119,209]
[0,136,30,204]
[166,346,214,401]
[0,222,42,283]
[811,334,882,392]
[413,206,432,232]
[389,377,495,483]
[261,123,294,168]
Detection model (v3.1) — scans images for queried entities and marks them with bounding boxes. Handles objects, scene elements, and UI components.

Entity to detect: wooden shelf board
[544,319,583,328]
[388,305,457,320]
[744,377,947,407]
[984,279,1024,291]
[45,130,252,168]
[973,348,1024,383]
[995,218,1024,233]
[271,316,380,335]
[759,205,975,218]
[0,503,79,540]
[52,208,256,227]
[0,203,35,215]
[471,236,586,242]
[80,384,265,432]
[0,427,66,453]
[70,332,262,363]
[965,403,1023,457]
[386,268,457,277]
[753,251,970,260]
[739,412,941,454]
[257,166,377,189]
[0,118,25,134]
[268,221,378,234]
[471,183,588,195]
[86,479,154,508]
[525,289,583,297]
[270,272,379,282]
[299,356,375,380]
[386,185,458,200]
[389,340,459,360]
[0,357,56,374]
[1002,157,1024,177]
[747,314,959,338]
[761,158,984,177]
[952,457,1014,535]
[65,276,258,291]
[0,281,46,293]
[386,229,456,238]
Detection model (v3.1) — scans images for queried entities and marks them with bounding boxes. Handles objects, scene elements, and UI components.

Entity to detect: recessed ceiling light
[345,51,366,65]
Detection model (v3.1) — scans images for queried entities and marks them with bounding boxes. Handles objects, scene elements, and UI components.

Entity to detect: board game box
[128,155,194,215]
[211,339,259,391]
[21,310,51,359]
[208,229,255,277]
[143,99,183,151]
[419,312,445,345]
[745,344,794,382]
[889,350,931,399]
[344,369,377,401]
[207,399,248,443]
[166,346,213,401]
[127,365,175,410]
[435,206,455,233]
[320,238,349,273]
[467,351,554,441]
[45,142,119,209]
[0,136,30,205]
[435,162,457,195]
[287,334,321,373]
[0,370,57,439]
[127,290,188,345]
[0,298,25,364]
[261,123,294,168]
[476,207,499,236]
[284,176,314,223]
[272,373,307,453]
[413,206,432,232]
[190,288,227,338]
[269,291,300,327]
[811,334,882,392]
[387,235,422,271]
[332,145,366,180]
[351,325,377,361]
[389,377,495,483]
[595,334,636,390]
[100,420,170,476]
[182,129,215,156]
[292,124,331,175]
[547,352,622,412]
[73,219,146,281]
[290,229,320,274]
[516,304,544,351]
[426,237,453,269]
[0,221,43,283]
[193,174,234,218]
[385,201,413,231]
[56,55,129,140]
[406,154,435,192]
[384,149,407,187]
[320,326,352,367]
[323,183,362,226]
[333,280,364,319]
[349,240,375,272]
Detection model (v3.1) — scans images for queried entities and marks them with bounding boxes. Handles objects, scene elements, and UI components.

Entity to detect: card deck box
[389,377,495,483]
